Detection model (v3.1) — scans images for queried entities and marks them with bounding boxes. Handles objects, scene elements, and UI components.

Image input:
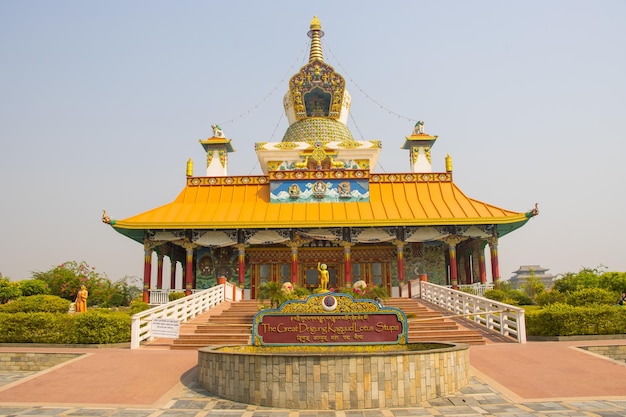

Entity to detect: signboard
[252,293,408,346]
[151,318,180,339]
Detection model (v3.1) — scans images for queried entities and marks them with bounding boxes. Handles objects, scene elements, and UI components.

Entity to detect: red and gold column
[237,244,246,287]
[479,242,487,284]
[156,253,164,289]
[142,244,153,303]
[170,258,176,289]
[183,242,196,296]
[443,235,465,289]
[449,245,458,288]
[395,241,405,296]
[488,237,500,285]
[343,243,353,287]
[290,245,299,284]
[464,250,472,285]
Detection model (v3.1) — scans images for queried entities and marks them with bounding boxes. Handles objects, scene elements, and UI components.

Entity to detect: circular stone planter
[198,343,470,410]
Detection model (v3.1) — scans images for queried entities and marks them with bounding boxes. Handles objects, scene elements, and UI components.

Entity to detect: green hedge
[0,311,131,344]
[0,295,70,313]
[526,303,626,336]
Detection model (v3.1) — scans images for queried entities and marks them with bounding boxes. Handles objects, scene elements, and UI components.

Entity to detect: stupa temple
[103,17,538,301]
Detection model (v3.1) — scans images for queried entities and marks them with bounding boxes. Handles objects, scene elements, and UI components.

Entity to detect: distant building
[509,265,555,289]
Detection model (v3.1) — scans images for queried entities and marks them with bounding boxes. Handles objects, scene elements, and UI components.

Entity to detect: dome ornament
[413,121,425,135]
[211,124,225,138]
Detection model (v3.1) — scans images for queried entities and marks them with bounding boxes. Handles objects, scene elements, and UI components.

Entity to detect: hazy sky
[1,1,624,283]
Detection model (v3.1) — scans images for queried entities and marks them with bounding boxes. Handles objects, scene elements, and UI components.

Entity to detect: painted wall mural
[270,179,369,203]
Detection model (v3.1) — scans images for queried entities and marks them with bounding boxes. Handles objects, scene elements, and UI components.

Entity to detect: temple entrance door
[303,264,337,291]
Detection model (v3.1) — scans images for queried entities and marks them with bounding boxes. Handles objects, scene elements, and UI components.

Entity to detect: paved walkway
[1,339,625,416]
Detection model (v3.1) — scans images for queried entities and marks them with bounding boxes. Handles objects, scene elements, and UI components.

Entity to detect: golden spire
[186,158,193,177]
[445,154,453,172]
[307,16,324,62]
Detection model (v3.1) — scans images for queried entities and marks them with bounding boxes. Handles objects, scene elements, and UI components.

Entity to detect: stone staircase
[385,298,486,345]
[150,297,491,350]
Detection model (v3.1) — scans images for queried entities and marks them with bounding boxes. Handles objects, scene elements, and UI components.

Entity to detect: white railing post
[417,281,526,343]
[516,309,527,343]
[130,286,233,349]
[130,315,141,349]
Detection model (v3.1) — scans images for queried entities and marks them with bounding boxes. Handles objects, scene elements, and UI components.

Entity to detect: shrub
[521,276,545,300]
[292,286,310,298]
[0,276,21,303]
[566,288,617,307]
[484,289,515,304]
[525,303,626,336]
[0,295,70,313]
[0,312,73,343]
[459,287,479,296]
[0,311,131,344]
[509,292,534,306]
[258,281,289,308]
[19,279,50,296]
[70,311,131,344]
[598,272,626,294]
[168,292,186,302]
[130,300,151,315]
[340,283,389,301]
[535,290,567,306]
[485,288,532,306]
[551,268,601,293]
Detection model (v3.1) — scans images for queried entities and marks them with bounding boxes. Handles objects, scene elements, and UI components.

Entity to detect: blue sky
[1,1,624,283]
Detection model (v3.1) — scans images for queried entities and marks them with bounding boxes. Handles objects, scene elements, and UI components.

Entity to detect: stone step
[158,297,489,349]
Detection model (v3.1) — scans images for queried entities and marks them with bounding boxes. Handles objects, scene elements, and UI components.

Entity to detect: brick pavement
[1,340,625,417]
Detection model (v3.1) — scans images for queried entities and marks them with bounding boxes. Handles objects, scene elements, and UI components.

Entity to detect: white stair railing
[131,285,240,349]
[419,281,527,343]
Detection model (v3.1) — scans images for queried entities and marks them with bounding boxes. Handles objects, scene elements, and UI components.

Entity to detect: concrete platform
[0,338,625,416]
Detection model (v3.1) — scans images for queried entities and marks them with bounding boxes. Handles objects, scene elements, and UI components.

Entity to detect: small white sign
[151,318,180,338]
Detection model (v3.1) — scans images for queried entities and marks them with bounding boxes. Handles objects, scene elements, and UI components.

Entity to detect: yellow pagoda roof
[110,174,534,243]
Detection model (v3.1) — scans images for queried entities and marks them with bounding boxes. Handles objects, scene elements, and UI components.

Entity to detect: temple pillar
[443,235,465,289]
[142,244,153,303]
[170,258,176,289]
[182,241,197,296]
[464,249,472,285]
[479,242,487,284]
[342,243,353,287]
[449,245,458,288]
[237,244,247,287]
[488,237,501,285]
[286,242,300,284]
[394,241,405,296]
[156,253,164,289]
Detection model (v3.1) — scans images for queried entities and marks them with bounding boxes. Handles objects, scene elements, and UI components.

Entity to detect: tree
[31,261,94,301]
[521,274,546,301]
[19,279,50,296]
[258,281,288,308]
[566,288,617,307]
[31,261,141,307]
[0,276,22,304]
[552,267,602,293]
[598,272,626,294]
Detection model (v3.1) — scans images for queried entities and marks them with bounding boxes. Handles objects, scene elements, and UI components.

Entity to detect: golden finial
[310,16,321,30]
[307,16,324,62]
[186,158,193,177]
[445,154,452,172]
[102,210,111,224]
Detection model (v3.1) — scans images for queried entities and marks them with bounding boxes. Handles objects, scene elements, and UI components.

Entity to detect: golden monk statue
[317,262,329,291]
[75,285,88,313]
